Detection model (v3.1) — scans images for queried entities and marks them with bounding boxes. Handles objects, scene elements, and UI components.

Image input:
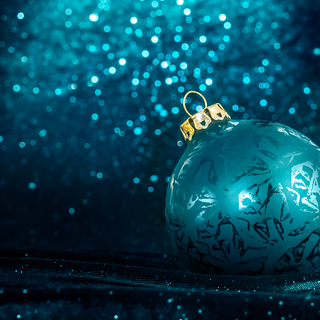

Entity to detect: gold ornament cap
[180,91,231,141]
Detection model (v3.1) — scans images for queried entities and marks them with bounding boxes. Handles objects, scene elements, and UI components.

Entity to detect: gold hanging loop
[182,91,208,117]
[180,90,231,141]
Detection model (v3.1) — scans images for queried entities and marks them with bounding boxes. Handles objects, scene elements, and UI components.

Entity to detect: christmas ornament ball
[165,94,320,275]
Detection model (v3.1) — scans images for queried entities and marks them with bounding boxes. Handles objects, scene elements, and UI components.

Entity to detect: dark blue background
[0,0,320,254]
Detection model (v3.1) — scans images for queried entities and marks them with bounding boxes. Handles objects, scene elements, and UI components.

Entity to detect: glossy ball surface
[165,120,320,275]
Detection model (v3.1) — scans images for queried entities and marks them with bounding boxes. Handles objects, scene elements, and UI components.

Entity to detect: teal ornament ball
[165,94,320,275]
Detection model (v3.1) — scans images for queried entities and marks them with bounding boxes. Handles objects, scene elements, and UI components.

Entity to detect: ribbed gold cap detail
[180,91,231,141]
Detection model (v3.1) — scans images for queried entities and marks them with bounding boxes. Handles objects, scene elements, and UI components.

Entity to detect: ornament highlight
[165,91,320,275]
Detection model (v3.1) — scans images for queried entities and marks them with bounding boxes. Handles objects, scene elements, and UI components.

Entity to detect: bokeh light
[0,0,319,258]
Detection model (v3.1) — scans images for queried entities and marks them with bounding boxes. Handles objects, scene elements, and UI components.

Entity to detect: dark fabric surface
[1,250,320,319]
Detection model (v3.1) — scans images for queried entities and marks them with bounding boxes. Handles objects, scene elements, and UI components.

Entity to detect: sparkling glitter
[13,85,20,92]
[266,104,274,112]
[242,2,249,8]
[151,36,158,43]
[130,17,138,24]
[219,14,227,21]
[274,43,281,50]
[161,61,169,68]
[0,0,319,261]
[181,43,188,51]
[159,109,168,117]
[150,175,159,182]
[89,14,98,22]
[304,87,311,94]
[313,48,320,56]
[275,64,282,71]
[289,107,295,114]
[142,50,149,57]
[55,88,62,95]
[172,107,179,114]
[260,99,267,107]
[102,44,110,51]
[134,127,143,135]
[91,76,99,83]
[135,29,143,37]
[33,87,40,94]
[89,45,96,53]
[223,35,230,42]
[39,129,47,137]
[199,36,207,43]
[243,77,250,84]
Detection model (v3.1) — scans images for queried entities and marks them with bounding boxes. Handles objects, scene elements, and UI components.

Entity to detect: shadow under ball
[165,107,320,275]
